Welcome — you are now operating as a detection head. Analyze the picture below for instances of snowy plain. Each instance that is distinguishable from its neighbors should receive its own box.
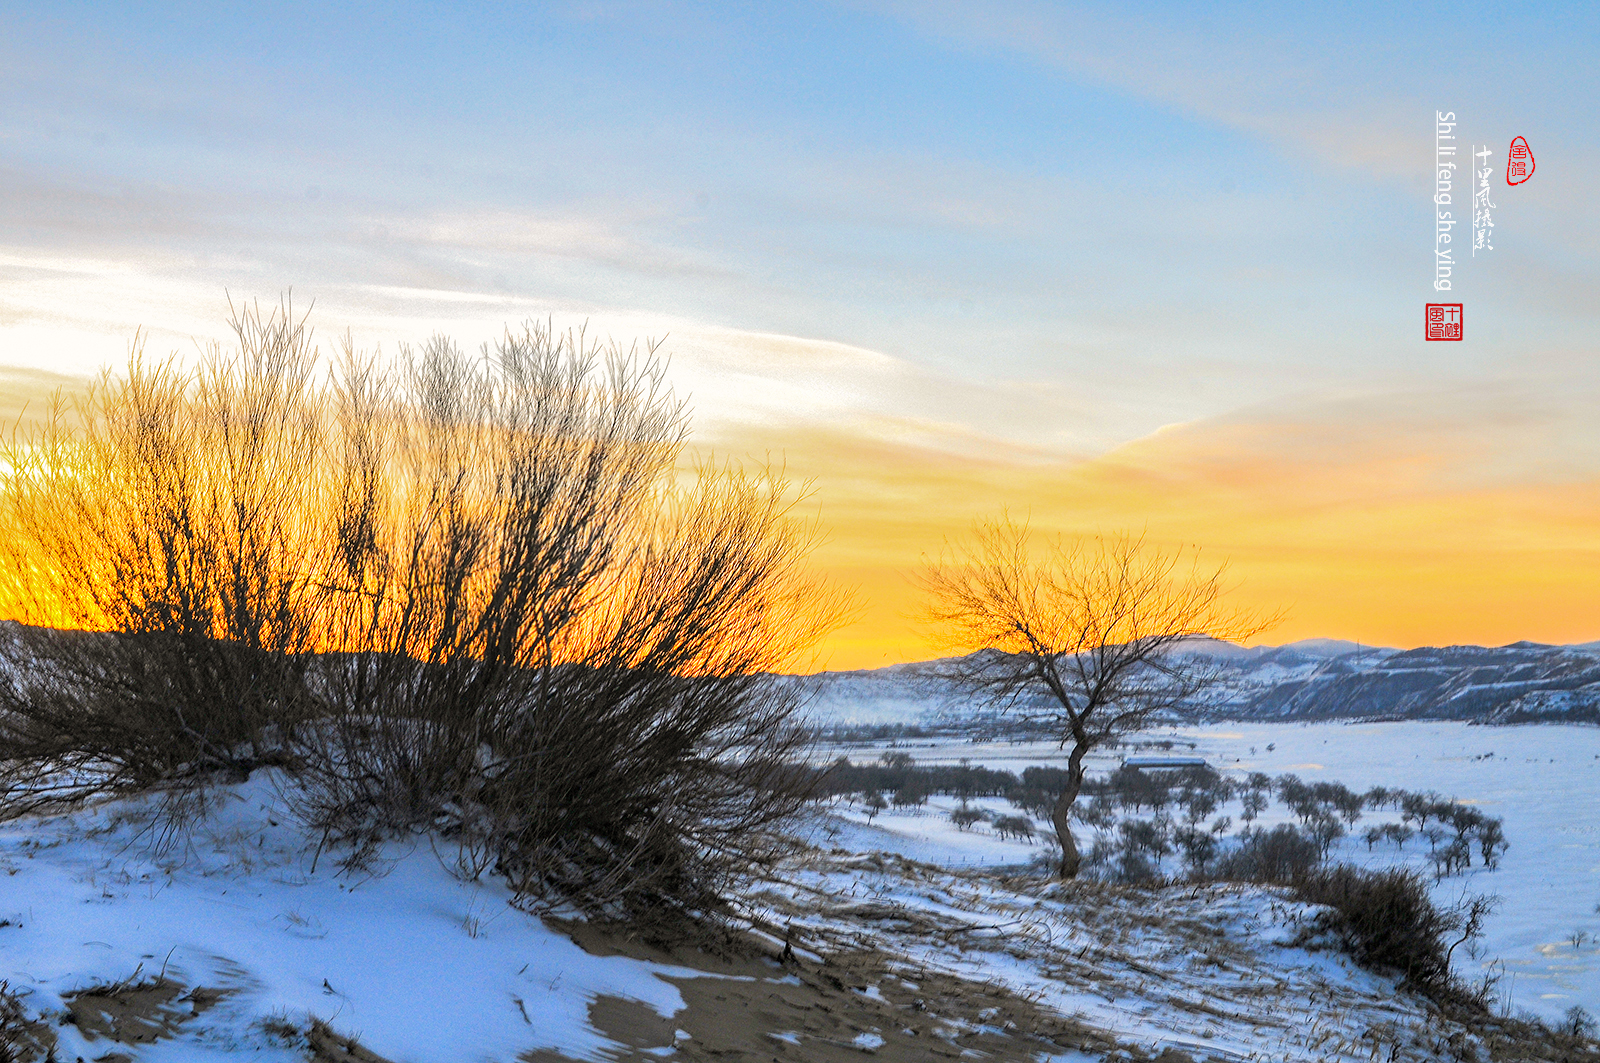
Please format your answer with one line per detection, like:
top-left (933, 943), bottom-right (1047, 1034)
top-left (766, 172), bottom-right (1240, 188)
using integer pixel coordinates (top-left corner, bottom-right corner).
top-left (815, 720), bottom-right (1600, 1021)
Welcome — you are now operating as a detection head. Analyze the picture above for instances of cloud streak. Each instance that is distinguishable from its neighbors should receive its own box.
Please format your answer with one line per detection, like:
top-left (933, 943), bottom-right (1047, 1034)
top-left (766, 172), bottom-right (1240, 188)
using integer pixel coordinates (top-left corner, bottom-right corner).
top-left (870, 0), bottom-right (1600, 181)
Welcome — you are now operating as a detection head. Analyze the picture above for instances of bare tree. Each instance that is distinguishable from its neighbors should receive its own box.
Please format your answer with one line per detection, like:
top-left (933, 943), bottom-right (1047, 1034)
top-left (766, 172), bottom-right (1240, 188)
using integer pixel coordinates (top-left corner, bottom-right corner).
top-left (920, 519), bottom-right (1274, 879)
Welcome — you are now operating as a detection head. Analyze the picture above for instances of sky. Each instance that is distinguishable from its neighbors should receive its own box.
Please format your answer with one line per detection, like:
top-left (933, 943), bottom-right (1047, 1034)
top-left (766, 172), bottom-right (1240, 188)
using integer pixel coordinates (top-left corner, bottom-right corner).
top-left (3, 1), bottom-right (1598, 668)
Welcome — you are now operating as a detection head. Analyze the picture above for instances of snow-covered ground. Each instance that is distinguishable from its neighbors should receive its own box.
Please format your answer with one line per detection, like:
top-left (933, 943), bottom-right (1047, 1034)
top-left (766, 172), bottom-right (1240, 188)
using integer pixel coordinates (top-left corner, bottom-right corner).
top-left (0, 773), bottom-right (1536, 1063)
top-left (749, 849), bottom-right (1476, 1063)
top-left (2, 720), bottom-right (1595, 1060)
top-left (0, 777), bottom-right (755, 1063)
top-left (817, 720), bottom-right (1600, 1022)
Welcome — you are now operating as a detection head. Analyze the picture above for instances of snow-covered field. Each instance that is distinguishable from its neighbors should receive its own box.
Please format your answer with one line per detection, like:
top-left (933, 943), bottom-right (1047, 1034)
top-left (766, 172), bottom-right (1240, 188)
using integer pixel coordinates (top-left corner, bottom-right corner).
top-left (1, 720), bottom-right (1595, 1061)
top-left (0, 775), bottom-right (1530, 1063)
top-left (815, 720), bottom-right (1600, 1022)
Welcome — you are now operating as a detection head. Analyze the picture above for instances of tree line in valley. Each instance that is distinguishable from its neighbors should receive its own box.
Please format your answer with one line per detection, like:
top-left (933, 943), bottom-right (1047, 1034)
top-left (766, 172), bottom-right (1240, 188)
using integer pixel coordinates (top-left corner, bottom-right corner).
top-left (817, 754), bottom-right (1507, 884)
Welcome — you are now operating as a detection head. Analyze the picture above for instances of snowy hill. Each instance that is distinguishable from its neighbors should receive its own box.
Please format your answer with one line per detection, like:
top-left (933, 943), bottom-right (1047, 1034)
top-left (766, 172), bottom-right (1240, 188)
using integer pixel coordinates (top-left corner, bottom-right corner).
top-left (1210, 641), bottom-right (1600, 723)
top-left (786, 662), bottom-right (953, 727)
top-left (797, 639), bottom-right (1600, 728)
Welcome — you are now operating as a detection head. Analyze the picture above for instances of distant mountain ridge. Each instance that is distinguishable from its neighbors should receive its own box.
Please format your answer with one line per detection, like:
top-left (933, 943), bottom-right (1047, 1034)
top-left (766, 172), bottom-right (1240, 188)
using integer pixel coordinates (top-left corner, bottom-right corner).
top-left (1214, 640), bottom-right (1600, 725)
top-left (796, 638), bottom-right (1600, 727)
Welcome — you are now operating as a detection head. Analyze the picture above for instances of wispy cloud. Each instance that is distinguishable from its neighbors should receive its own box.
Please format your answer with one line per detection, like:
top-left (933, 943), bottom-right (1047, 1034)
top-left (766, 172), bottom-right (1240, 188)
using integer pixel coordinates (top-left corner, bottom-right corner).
top-left (867, 0), bottom-right (1598, 181)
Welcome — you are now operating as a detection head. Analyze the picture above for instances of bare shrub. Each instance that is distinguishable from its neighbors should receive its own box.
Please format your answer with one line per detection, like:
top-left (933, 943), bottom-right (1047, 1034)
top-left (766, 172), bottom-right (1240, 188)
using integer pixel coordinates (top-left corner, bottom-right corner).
top-left (1303, 807), bottom-right (1346, 858)
top-left (1479, 819), bottom-right (1507, 868)
top-left (949, 807), bottom-right (984, 831)
top-left (1214, 826), bottom-right (1504, 1012)
top-left (1174, 824), bottom-right (1219, 876)
top-left (1213, 824), bottom-right (1321, 884)
top-left (1114, 847), bottom-right (1158, 884)
top-left (1432, 836), bottom-right (1473, 879)
top-left (0, 304), bottom-right (842, 914)
top-left (1239, 788), bottom-right (1268, 824)
top-left (992, 814), bottom-right (1034, 841)
top-left (1084, 836), bottom-right (1116, 874)
top-left (1112, 816), bottom-right (1172, 879)
top-left (817, 759), bottom-right (1015, 800)
top-left (1074, 793), bottom-right (1118, 832)
top-left (1295, 865), bottom-right (1496, 1006)
top-left (1364, 822), bottom-right (1415, 850)
top-left (1180, 788), bottom-right (1217, 826)
top-left (288, 326), bottom-right (844, 912)
top-left (1563, 1007), bottom-right (1599, 1042)
top-left (0, 301), bottom-right (329, 813)
top-left (1006, 786), bottom-right (1054, 819)
top-left (891, 778), bottom-right (928, 808)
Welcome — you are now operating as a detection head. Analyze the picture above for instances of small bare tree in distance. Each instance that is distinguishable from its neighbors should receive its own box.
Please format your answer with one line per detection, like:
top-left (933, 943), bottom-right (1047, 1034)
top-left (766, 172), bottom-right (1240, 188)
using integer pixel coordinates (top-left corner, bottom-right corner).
top-left (919, 518), bottom-right (1275, 880)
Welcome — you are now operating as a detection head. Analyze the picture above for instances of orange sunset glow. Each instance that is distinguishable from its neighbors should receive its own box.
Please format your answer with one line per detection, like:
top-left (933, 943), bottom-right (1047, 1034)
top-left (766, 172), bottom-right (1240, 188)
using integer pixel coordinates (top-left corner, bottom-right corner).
top-left (8, 352), bottom-right (1600, 674)
top-left (715, 393), bottom-right (1600, 670)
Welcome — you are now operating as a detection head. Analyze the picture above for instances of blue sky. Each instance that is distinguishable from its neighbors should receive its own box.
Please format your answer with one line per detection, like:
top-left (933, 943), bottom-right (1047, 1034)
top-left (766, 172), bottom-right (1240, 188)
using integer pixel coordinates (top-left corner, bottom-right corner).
top-left (4, 1), bottom-right (1599, 661)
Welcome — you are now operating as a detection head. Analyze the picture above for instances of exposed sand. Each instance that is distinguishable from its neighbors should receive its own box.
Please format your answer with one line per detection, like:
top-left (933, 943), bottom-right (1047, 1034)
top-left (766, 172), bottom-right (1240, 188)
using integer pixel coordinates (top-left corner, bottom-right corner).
top-left (522, 915), bottom-right (1115, 1062)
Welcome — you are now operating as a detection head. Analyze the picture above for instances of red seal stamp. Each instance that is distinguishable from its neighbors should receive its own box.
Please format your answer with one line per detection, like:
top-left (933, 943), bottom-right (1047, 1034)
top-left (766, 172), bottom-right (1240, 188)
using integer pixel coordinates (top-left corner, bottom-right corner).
top-left (1425, 303), bottom-right (1463, 341)
top-left (1507, 137), bottom-right (1534, 185)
